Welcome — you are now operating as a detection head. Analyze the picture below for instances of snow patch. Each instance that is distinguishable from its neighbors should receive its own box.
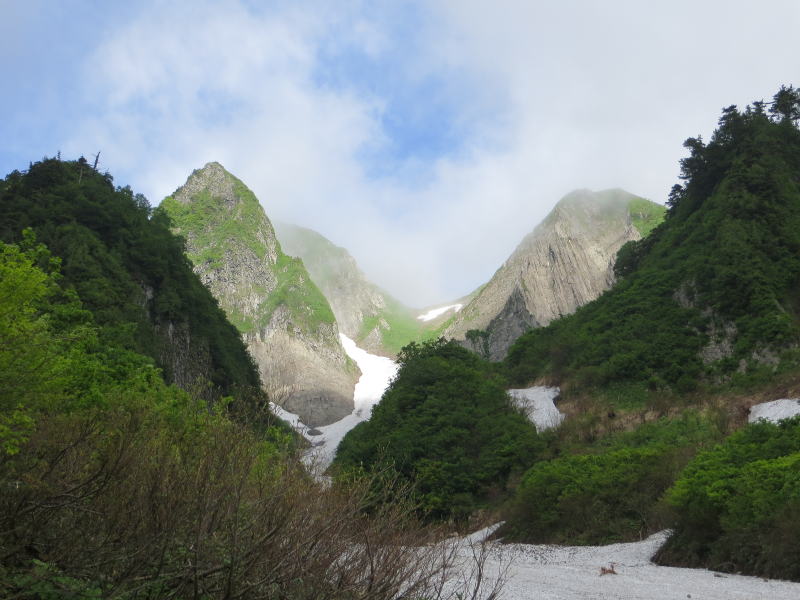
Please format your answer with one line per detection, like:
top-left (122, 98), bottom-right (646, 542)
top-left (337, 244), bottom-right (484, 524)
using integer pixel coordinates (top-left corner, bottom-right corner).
top-left (269, 402), bottom-right (307, 432)
top-left (417, 303), bottom-right (463, 321)
top-left (302, 334), bottom-right (398, 471)
top-left (454, 527), bottom-right (800, 600)
top-left (748, 398), bottom-right (800, 424)
top-left (508, 386), bottom-right (564, 431)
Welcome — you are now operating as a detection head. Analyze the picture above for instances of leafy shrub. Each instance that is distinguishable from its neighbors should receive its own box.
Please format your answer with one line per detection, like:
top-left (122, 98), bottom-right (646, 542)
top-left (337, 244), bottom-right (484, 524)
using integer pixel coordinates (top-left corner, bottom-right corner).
top-left (656, 416), bottom-right (800, 581)
top-left (334, 339), bottom-right (544, 520)
top-left (501, 413), bottom-right (726, 544)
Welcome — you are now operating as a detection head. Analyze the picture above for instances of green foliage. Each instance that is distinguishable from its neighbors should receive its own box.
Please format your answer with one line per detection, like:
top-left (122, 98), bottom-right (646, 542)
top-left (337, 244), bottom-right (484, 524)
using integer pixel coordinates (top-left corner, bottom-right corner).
top-left (656, 416), bottom-right (800, 580)
top-left (358, 296), bottom-right (435, 355)
top-left (502, 413), bottom-right (725, 544)
top-left (507, 89), bottom-right (800, 396)
top-left (260, 253), bottom-right (335, 332)
top-left (627, 196), bottom-right (666, 237)
top-left (160, 170), bottom-right (335, 337)
top-left (7, 560), bottom-right (102, 599)
top-left (334, 339), bottom-right (544, 520)
top-left (0, 159), bottom-right (262, 398)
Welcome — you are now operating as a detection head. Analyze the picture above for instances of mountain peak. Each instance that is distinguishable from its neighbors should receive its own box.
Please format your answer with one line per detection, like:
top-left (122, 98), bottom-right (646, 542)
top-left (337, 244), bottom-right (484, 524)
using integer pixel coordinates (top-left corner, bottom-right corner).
top-left (445, 189), bottom-right (664, 359)
top-left (171, 161), bottom-right (245, 208)
top-left (161, 167), bottom-right (359, 426)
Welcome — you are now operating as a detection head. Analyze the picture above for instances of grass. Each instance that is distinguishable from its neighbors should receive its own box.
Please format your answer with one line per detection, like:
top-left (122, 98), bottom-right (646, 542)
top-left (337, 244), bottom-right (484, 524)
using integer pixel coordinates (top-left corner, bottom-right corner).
top-left (627, 197), bottom-right (667, 237)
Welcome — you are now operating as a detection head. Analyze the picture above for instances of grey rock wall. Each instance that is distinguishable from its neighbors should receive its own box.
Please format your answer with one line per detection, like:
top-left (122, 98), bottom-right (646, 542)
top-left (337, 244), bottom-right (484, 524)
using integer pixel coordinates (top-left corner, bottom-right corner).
top-left (165, 163), bottom-right (358, 426)
top-left (446, 189), bottom-right (644, 359)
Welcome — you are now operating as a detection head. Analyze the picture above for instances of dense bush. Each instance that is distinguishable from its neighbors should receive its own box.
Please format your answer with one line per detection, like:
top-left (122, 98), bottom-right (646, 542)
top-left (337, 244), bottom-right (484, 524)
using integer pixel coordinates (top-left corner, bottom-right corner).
top-left (334, 339), bottom-right (544, 520)
top-left (655, 415), bottom-right (800, 581)
top-left (0, 240), bottom-right (490, 600)
top-left (506, 88), bottom-right (800, 396)
top-left (500, 413), bottom-right (727, 544)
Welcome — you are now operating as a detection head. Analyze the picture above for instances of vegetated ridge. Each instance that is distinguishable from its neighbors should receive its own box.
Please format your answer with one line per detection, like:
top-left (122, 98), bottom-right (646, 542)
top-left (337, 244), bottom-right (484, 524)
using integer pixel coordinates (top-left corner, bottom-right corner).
top-left (160, 162), bottom-right (358, 426)
top-left (274, 221), bottom-right (428, 356)
top-left (0, 158), bottom-right (262, 402)
top-left (506, 92), bottom-right (800, 398)
top-left (444, 189), bottom-right (665, 360)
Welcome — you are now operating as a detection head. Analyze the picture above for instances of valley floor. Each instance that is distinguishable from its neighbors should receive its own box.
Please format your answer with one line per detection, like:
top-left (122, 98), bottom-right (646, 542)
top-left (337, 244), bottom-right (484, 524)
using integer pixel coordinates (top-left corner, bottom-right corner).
top-left (272, 339), bottom-right (800, 599)
top-left (458, 528), bottom-right (800, 600)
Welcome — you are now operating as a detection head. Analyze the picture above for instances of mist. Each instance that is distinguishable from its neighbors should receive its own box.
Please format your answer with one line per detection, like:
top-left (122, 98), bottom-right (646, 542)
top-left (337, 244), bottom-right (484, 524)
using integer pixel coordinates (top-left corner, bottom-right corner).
top-left (2, 0), bottom-right (798, 306)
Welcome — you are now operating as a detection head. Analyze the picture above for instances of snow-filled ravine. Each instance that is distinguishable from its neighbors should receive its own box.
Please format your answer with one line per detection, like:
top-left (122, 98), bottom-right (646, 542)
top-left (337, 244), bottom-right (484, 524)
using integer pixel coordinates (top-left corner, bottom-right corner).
top-left (453, 527), bottom-right (800, 600)
top-left (270, 334), bottom-right (399, 471)
top-left (417, 303), bottom-right (463, 322)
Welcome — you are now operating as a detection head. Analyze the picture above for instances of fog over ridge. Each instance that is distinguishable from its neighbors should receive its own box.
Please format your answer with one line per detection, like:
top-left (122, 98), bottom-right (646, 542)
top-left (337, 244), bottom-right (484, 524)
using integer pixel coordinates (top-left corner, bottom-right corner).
top-left (2, 0), bottom-right (798, 306)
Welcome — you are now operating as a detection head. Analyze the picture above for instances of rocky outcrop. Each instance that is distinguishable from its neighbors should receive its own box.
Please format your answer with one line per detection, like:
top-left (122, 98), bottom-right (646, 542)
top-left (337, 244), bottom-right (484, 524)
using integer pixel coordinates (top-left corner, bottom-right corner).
top-left (446, 189), bottom-right (658, 360)
top-left (162, 162), bottom-right (358, 426)
top-left (154, 318), bottom-right (214, 399)
top-left (275, 223), bottom-right (386, 338)
top-left (274, 222), bottom-right (419, 356)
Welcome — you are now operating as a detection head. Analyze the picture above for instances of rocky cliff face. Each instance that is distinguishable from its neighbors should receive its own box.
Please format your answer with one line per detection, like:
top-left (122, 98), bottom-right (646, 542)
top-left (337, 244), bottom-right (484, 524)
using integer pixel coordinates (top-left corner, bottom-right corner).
top-left (447, 189), bottom-right (663, 360)
top-left (274, 222), bottom-right (422, 356)
top-left (161, 163), bottom-right (358, 426)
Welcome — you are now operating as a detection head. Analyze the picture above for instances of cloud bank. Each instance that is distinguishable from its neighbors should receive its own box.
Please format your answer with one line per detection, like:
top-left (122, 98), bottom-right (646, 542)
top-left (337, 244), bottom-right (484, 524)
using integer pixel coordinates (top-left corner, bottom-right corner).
top-left (5, 0), bottom-right (800, 305)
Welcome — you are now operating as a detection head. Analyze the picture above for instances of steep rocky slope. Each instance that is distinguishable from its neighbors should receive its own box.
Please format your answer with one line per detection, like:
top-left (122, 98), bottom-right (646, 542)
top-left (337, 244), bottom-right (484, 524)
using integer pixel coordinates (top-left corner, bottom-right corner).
top-left (444, 189), bottom-right (665, 360)
top-left (161, 163), bottom-right (358, 426)
top-left (274, 222), bottom-right (427, 356)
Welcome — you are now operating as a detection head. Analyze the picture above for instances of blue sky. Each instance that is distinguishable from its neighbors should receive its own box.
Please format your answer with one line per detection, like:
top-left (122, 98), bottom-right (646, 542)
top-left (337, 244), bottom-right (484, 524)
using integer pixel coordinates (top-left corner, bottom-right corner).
top-left (3, 1), bottom-right (799, 305)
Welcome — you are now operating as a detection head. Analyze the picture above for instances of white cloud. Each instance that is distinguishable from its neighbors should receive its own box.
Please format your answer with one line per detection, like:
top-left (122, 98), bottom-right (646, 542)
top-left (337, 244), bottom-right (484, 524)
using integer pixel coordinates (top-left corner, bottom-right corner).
top-left (64, 0), bottom-right (800, 306)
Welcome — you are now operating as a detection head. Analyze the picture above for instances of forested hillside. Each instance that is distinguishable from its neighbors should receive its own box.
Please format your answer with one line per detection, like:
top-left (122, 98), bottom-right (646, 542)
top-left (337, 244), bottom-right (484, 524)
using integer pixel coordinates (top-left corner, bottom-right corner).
top-left (507, 87), bottom-right (800, 398)
top-left (0, 158), bottom-right (261, 400)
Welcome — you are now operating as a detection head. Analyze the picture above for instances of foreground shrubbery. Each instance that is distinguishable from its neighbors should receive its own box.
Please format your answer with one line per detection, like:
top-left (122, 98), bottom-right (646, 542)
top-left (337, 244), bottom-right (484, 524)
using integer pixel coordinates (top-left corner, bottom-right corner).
top-left (334, 339), bottom-right (543, 521)
top-left (0, 230), bottom-right (492, 598)
top-left (655, 416), bottom-right (800, 581)
top-left (500, 413), bottom-right (726, 544)
top-left (1, 389), bottom-right (472, 599)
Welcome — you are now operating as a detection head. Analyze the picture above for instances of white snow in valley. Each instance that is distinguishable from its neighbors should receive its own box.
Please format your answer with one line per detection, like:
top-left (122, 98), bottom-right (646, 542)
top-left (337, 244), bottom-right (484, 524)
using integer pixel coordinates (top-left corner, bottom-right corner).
top-left (508, 386), bottom-right (564, 431)
top-left (269, 402), bottom-right (307, 431)
top-left (302, 334), bottom-right (398, 471)
top-left (271, 346), bottom-right (800, 597)
top-left (452, 528), bottom-right (800, 600)
top-left (748, 398), bottom-right (800, 424)
top-left (417, 303), bottom-right (463, 321)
